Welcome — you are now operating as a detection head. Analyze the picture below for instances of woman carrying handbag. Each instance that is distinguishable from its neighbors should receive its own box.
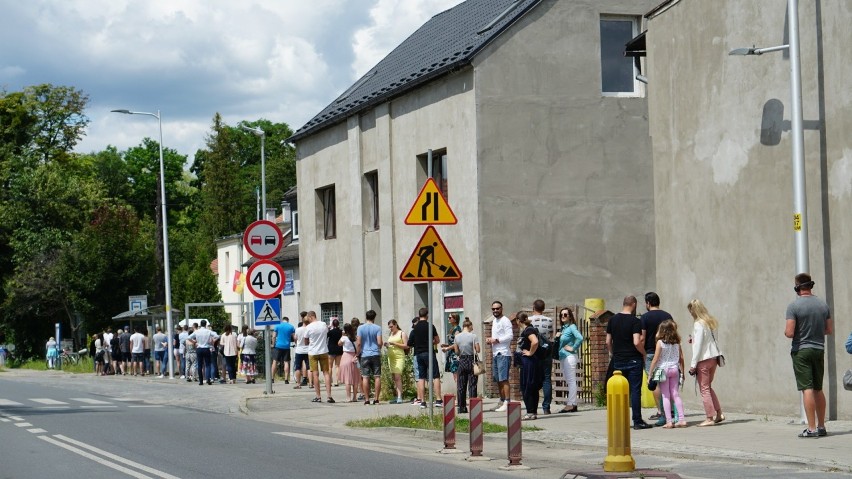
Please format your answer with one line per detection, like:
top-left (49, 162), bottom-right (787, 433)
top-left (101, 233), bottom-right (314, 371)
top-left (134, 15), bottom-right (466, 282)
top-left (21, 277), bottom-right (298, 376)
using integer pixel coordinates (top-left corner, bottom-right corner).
top-left (451, 318), bottom-right (480, 413)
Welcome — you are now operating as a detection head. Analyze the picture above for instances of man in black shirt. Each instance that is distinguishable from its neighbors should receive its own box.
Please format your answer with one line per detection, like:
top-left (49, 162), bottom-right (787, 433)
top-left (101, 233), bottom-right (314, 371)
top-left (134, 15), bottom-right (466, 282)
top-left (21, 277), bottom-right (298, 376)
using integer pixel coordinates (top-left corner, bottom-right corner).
top-left (606, 295), bottom-right (652, 430)
top-left (640, 292), bottom-right (673, 424)
top-left (407, 308), bottom-right (443, 408)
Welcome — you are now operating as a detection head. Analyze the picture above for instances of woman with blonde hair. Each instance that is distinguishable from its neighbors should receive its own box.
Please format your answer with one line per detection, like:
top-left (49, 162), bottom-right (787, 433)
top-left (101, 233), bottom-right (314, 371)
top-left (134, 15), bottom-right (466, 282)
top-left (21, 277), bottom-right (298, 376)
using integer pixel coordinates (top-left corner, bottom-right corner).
top-left (385, 319), bottom-right (409, 404)
top-left (687, 299), bottom-right (724, 427)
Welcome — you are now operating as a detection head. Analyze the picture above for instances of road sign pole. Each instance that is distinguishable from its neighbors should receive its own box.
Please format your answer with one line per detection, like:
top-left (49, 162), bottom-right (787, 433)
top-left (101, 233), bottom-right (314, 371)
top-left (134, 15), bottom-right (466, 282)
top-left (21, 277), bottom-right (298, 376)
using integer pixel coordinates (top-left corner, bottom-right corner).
top-left (264, 324), bottom-right (273, 395)
top-left (428, 281), bottom-right (434, 417)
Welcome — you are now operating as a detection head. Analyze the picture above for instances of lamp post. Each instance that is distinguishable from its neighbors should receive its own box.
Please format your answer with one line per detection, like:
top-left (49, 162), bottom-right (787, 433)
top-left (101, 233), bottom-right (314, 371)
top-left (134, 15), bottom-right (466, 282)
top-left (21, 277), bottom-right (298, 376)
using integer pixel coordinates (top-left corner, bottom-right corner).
top-left (729, 0), bottom-right (808, 274)
top-left (111, 109), bottom-right (175, 379)
top-left (240, 124), bottom-right (273, 395)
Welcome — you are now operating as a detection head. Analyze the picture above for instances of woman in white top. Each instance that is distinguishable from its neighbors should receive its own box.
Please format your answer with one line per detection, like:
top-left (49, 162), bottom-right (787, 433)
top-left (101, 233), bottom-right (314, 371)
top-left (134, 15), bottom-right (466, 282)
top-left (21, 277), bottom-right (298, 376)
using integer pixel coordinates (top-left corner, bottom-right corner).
top-left (687, 299), bottom-right (724, 427)
top-left (46, 337), bottom-right (58, 369)
top-left (221, 325), bottom-right (239, 384)
top-left (338, 323), bottom-right (361, 401)
top-left (94, 333), bottom-right (106, 375)
top-left (239, 329), bottom-right (258, 384)
top-left (648, 320), bottom-right (686, 428)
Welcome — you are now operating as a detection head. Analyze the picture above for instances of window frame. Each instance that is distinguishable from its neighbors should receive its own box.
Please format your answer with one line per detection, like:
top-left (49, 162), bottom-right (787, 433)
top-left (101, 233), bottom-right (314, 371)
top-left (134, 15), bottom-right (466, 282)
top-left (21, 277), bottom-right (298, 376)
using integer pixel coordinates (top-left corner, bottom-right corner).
top-left (599, 15), bottom-right (641, 97)
top-left (317, 185), bottom-right (336, 240)
top-left (364, 170), bottom-right (380, 232)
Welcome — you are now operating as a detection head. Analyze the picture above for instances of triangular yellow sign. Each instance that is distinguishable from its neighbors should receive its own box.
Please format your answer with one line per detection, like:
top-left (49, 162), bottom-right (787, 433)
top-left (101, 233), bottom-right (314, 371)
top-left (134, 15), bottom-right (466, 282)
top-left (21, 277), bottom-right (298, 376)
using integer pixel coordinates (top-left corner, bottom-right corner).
top-left (404, 178), bottom-right (458, 225)
top-left (399, 226), bottom-right (462, 282)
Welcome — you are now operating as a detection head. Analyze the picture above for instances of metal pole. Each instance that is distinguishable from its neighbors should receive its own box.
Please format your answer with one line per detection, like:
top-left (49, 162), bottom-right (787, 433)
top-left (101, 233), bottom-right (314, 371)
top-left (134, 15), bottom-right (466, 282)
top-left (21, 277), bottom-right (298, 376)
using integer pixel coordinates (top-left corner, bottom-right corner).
top-left (156, 111), bottom-right (176, 379)
top-left (428, 282), bottom-right (434, 416)
top-left (788, 0), bottom-right (808, 274)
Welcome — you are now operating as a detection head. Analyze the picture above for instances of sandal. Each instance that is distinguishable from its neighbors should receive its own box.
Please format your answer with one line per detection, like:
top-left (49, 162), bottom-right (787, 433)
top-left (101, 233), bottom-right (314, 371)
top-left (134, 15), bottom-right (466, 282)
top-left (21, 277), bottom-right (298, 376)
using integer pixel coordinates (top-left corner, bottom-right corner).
top-left (293, 385), bottom-right (302, 389)
top-left (649, 412), bottom-right (662, 420)
top-left (697, 419), bottom-right (715, 427)
top-left (522, 414), bottom-right (537, 421)
top-left (662, 423), bottom-right (674, 429)
top-left (675, 422), bottom-right (688, 428)
top-left (311, 397), bottom-right (322, 403)
top-left (327, 398), bottom-right (336, 403)
top-left (714, 414), bottom-right (725, 424)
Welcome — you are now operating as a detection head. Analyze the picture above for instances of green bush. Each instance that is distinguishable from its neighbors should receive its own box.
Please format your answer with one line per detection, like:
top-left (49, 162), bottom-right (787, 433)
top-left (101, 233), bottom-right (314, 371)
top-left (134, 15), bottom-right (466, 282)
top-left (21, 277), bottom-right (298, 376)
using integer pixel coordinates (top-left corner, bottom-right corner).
top-left (380, 352), bottom-right (417, 401)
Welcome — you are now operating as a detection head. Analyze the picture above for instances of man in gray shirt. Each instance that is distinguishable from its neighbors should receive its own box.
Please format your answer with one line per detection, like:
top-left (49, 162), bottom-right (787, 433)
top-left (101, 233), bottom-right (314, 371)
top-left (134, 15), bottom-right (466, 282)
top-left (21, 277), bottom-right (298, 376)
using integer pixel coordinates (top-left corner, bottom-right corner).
top-left (785, 273), bottom-right (833, 438)
top-left (153, 327), bottom-right (168, 378)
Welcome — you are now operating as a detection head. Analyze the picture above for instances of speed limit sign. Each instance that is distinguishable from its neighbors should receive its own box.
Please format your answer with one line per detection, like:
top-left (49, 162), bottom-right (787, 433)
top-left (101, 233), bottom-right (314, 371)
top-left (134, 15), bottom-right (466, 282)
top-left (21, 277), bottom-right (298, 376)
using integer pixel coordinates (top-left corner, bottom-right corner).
top-left (245, 260), bottom-right (285, 299)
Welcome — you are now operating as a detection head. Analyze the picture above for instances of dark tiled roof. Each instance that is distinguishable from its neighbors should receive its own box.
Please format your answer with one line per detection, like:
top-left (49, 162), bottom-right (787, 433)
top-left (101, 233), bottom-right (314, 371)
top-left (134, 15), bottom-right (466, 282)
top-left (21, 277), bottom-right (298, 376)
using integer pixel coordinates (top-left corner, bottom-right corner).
top-left (289, 0), bottom-right (542, 142)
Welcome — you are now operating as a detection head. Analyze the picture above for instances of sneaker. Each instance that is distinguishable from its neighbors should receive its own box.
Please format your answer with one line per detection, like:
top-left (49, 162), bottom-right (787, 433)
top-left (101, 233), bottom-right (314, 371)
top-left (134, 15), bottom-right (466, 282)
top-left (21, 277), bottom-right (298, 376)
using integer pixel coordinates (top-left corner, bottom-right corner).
top-left (817, 427), bottom-right (827, 437)
top-left (654, 416), bottom-right (667, 427)
top-left (798, 428), bottom-right (819, 438)
top-left (541, 409), bottom-right (551, 415)
top-left (633, 422), bottom-right (653, 430)
top-left (495, 401), bottom-right (508, 412)
top-left (411, 398), bottom-right (422, 405)
top-left (179, 375), bottom-right (186, 379)
top-left (156, 375), bottom-right (164, 379)
top-left (435, 400), bottom-right (443, 407)
top-left (420, 402), bottom-right (427, 409)
top-left (285, 379), bottom-right (290, 384)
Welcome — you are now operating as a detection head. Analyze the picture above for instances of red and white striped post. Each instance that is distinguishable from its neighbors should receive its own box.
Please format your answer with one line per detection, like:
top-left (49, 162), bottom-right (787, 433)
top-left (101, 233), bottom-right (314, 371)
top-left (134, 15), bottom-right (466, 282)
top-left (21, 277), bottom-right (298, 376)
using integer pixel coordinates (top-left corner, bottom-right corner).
top-left (506, 401), bottom-right (523, 466)
top-left (443, 394), bottom-right (456, 450)
top-left (468, 397), bottom-right (484, 458)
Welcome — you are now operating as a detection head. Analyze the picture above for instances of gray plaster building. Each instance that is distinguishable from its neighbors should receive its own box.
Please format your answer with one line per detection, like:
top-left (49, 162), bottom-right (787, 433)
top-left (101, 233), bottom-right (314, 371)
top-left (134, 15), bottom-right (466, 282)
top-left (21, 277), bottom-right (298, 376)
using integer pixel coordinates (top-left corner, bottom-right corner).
top-left (290, 0), bottom-right (658, 335)
top-left (643, 0), bottom-right (851, 418)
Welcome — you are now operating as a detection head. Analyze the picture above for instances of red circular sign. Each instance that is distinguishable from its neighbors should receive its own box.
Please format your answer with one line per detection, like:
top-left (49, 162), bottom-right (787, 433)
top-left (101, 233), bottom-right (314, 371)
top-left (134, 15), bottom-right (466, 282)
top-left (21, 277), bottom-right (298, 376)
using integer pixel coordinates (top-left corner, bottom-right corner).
top-left (243, 220), bottom-right (283, 259)
top-left (245, 260), bottom-right (285, 299)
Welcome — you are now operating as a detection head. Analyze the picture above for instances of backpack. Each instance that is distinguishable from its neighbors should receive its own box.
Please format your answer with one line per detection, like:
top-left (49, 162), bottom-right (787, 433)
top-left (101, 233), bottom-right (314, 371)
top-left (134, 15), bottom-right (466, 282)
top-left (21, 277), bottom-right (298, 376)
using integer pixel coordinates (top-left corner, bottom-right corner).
top-left (534, 330), bottom-right (551, 360)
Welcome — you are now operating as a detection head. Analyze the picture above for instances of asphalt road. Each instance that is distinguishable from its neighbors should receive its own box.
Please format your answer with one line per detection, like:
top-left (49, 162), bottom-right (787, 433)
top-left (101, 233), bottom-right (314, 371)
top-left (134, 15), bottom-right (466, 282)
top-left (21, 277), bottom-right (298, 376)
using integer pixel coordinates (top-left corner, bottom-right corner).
top-left (0, 376), bottom-right (520, 479)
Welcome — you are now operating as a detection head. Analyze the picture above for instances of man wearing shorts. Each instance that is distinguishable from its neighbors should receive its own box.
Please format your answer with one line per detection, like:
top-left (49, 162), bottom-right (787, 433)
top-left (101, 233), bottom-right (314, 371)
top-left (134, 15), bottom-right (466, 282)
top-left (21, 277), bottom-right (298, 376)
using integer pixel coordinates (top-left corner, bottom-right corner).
top-left (785, 273), bottom-right (833, 438)
top-left (293, 315), bottom-right (310, 388)
top-left (129, 327), bottom-right (145, 376)
top-left (356, 310), bottom-right (383, 404)
top-left (407, 308), bottom-right (443, 409)
top-left (486, 301), bottom-right (513, 412)
top-left (305, 311), bottom-right (334, 403)
top-left (119, 326), bottom-right (131, 375)
top-left (153, 326), bottom-right (167, 378)
top-left (271, 317), bottom-right (295, 383)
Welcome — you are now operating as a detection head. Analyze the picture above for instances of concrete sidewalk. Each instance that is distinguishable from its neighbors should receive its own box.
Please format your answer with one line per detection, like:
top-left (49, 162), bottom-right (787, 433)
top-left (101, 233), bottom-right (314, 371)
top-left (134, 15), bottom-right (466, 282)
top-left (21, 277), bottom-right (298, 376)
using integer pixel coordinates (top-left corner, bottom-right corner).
top-left (241, 382), bottom-right (852, 476)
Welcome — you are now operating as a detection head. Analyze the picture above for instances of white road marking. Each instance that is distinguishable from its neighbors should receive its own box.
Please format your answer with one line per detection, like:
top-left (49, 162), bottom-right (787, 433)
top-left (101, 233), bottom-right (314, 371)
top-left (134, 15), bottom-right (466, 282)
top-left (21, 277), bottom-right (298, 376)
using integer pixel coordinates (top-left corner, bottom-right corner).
top-left (14, 422), bottom-right (32, 427)
top-left (28, 428), bottom-right (47, 433)
top-left (110, 398), bottom-right (142, 402)
top-left (127, 405), bottom-right (163, 408)
top-left (54, 434), bottom-right (183, 479)
top-left (271, 431), bottom-right (427, 457)
top-left (70, 397), bottom-right (113, 405)
top-left (80, 405), bottom-right (118, 408)
top-left (30, 398), bottom-right (68, 405)
top-left (0, 418), bottom-right (9, 422)
top-left (7, 415), bottom-right (23, 421)
top-left (0, 399), bottom-right (24, 406)
top-left (36, 406), bottom-right (70, 409)
top-left (39, 435), bottom-right (154, 479)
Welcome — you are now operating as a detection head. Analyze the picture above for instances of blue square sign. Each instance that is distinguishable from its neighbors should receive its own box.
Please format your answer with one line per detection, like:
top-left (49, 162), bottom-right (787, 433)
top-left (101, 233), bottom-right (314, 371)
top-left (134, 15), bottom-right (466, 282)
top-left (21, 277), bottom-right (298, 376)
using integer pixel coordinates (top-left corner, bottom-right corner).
top-left (254, 298), bottom-right (281, 326)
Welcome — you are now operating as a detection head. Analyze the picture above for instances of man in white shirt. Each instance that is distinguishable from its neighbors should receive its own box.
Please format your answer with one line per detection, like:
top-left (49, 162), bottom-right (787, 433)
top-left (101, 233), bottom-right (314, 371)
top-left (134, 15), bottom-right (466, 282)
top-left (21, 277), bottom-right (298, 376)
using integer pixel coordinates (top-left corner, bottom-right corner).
top-left (485, 301), bottom-right (514, 412)
top-left (129, 327), bottom-right (145, 376)
top-left (304, 311), bottom-right (334, 403)
top-left (529, 299), bottom-right (554, 414)
top-left (178, 326), bottom-right (189, 378)
top-left (293, 313), bottom-right (310, 387)
top-left (102, 327), bottom-right (114, 374)
top-left (187, 320), bottom-right (219, 385)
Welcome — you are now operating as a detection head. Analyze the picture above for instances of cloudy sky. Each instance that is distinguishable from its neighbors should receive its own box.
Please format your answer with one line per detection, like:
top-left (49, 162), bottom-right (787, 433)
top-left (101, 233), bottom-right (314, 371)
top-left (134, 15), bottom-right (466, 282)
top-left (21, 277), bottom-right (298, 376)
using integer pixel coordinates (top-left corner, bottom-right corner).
top-left (0, 0), bottom-right (462, 158)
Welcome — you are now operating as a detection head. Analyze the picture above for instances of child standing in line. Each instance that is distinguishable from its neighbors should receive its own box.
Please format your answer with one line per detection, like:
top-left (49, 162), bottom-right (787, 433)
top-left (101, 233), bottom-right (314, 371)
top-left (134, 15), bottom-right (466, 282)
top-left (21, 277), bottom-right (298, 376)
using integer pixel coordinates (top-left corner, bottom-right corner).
top-left (648, 319), bottom-right (687, 428)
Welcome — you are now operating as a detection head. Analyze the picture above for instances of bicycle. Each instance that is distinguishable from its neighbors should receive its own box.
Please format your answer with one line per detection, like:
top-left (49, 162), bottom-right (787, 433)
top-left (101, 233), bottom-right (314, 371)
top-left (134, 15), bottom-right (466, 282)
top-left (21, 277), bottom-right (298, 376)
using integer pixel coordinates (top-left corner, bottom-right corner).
top-left (59, 348), bottom-right (81, 365)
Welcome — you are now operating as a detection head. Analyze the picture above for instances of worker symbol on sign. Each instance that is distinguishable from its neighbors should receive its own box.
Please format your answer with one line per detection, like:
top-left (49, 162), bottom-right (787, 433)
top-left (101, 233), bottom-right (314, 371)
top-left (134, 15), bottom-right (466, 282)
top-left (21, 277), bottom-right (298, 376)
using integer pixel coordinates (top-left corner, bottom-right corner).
top-left (400, 226), bottom-right (462, 282)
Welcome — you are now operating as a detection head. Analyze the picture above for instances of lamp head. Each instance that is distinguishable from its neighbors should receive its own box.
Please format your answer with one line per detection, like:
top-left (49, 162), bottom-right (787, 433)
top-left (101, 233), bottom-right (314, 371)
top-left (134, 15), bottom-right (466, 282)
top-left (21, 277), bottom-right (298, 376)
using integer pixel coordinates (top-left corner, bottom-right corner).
top-left (729, 47), bottom-right (757, 56)
top-left (111, 109), bottom-right (132, 114)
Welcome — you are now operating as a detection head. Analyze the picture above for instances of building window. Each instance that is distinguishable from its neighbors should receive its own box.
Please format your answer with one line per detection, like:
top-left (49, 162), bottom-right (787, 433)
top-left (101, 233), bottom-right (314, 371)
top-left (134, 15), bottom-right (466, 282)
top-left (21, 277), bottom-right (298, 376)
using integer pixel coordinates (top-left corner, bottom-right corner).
top-left (364, 170), bottom-right (379, 231)
top-left (224, 252), bottom-right (230, 283)
top-left (417, 149), bottom-right (448, 200)
top-left (600, 16), bottom-right (639, 96)
top-left (291, 211), bottom-right (299, 241)
top-left (317, 186), bottom-right (336, 239)
top-left (320, 302), bottom-right (342, 325)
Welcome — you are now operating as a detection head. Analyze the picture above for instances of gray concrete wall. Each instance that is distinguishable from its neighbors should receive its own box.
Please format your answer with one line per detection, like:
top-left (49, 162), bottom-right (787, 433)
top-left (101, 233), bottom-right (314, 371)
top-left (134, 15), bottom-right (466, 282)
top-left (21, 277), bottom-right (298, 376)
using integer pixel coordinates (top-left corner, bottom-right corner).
top-left (472, 0), bottom-right (659, 316)
top-left (646, 0), bottom-right (852, 418)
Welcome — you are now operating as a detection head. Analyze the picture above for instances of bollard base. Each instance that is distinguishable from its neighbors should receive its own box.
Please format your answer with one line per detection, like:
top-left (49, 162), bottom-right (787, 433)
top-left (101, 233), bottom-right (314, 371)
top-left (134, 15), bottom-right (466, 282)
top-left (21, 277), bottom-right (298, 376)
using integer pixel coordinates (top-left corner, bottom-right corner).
top-left (603, 455), bottom-right (636, 473)
top-left (499, 464), bottom-right (531, 471)
top-left (466, 455), bottom-right (492, 462)
top-left (438, 448), bottom-right (465, 454)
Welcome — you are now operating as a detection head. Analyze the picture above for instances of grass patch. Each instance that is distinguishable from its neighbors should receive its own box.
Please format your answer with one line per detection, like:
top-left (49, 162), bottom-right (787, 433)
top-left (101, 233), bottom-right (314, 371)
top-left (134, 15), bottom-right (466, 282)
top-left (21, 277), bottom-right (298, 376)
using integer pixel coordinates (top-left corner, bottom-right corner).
top-left (18, 357), bottom-right (95, 374)
top-left (346, 414), bottom-right (540, 433)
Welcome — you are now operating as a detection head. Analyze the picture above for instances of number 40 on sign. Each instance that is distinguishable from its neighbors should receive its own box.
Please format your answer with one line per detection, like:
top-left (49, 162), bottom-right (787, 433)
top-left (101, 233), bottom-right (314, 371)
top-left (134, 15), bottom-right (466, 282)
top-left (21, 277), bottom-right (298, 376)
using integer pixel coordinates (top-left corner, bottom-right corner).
top-left (246, 259), bottom-right (285, 299)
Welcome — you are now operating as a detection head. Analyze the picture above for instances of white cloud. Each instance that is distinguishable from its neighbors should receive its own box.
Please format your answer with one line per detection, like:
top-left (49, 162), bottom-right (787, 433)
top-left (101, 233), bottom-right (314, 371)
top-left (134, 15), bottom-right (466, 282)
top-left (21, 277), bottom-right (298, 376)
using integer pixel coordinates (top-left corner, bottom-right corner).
top-left (0, 0), bottom-right (462, 158)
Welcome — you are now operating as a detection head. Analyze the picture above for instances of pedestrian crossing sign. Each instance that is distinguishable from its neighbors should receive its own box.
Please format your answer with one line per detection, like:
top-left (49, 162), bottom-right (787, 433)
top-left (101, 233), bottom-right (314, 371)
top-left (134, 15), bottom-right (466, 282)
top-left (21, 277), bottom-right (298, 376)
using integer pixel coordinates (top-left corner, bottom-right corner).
top-left (254, 298), bottom-right (281, 326)
top-left (399, 226), bottom-right (462, 282)
top-left (404, 178), bottom-right (458, 225)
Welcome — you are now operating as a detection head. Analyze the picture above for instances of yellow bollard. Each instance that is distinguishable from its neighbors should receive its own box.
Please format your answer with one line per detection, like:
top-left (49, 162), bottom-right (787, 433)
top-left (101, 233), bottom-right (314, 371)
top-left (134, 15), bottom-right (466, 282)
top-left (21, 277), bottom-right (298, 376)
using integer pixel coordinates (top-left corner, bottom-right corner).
top-left (603, 370), bottom-right (635, 472)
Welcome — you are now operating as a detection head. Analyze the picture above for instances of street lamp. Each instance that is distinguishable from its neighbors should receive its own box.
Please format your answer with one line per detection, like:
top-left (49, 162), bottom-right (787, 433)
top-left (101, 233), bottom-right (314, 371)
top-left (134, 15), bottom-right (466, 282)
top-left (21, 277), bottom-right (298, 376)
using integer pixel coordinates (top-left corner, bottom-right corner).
top-left (111, 109), bottom-right (175, 379)
top-left (729, 0), bottom-right (808, 274)
top-left (240, 124), bottom-right (274, 395)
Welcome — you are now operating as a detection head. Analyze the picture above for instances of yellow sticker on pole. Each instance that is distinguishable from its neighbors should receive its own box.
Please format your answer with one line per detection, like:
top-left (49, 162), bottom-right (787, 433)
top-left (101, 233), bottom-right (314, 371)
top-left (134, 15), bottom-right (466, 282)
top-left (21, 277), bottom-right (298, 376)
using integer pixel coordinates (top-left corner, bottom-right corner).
top-left (793, 213), bottom-right (802, 232)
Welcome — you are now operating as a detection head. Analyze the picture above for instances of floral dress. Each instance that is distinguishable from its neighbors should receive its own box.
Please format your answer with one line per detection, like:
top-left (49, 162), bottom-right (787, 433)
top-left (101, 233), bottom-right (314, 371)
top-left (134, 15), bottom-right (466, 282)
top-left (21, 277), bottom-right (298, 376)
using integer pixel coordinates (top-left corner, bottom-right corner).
top-left (444, 324), bottom-right (461, 373)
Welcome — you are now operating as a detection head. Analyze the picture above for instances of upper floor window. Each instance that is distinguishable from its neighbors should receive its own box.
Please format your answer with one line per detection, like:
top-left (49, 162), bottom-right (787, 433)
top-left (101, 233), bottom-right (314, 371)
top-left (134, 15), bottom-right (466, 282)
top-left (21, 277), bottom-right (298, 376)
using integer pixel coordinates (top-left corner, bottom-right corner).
top-left (291, 211), bottom-right (299, 241)
top-left (417, 149), bottom-right (448, 200)
top-left (316, 185), bottom-right (336, 239)
top-left (600, 16), bottom-right (640, 96)
top-left (364, 170), bottom-right (379, 231)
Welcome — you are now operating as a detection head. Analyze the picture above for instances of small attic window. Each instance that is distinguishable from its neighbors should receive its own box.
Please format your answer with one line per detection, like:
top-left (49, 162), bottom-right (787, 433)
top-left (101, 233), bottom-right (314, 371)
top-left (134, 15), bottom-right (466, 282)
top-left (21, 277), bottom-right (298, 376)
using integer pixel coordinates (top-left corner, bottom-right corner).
top-left (335, 70), bottom-right (377, 104)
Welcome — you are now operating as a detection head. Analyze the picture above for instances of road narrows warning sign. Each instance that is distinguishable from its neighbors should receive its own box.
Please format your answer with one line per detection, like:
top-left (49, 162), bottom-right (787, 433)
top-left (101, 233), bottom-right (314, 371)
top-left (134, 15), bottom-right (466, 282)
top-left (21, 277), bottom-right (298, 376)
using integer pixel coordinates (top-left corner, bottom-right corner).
top-left (404, 178), bottom-right (458, 225)
top-left (399, 226), bottom-right (462, 282)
